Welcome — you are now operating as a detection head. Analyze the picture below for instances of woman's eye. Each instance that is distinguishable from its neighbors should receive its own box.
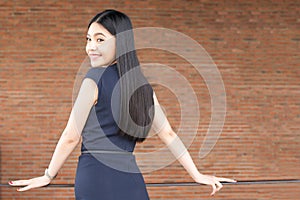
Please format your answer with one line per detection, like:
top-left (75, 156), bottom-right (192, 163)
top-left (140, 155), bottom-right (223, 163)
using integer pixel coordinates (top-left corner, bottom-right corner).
top-left (85, 37), bottom-right (104, 42)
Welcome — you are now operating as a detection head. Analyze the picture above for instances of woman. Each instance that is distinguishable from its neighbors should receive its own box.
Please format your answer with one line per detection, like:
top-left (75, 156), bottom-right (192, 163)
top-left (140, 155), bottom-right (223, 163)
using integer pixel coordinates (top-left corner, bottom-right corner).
top-left (9, 9), bottom-right (236, 199)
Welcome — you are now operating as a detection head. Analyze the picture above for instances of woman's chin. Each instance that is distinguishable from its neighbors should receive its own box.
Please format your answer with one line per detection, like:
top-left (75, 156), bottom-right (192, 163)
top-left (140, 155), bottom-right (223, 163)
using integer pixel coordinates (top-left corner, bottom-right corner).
top-left (90, 61), bottom-right (102, 68)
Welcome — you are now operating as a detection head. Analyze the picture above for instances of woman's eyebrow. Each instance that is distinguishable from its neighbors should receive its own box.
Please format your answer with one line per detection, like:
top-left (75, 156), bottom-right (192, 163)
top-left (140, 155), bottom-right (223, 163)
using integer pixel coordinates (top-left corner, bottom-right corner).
top-left (87, 33), bottom-right (106, 37)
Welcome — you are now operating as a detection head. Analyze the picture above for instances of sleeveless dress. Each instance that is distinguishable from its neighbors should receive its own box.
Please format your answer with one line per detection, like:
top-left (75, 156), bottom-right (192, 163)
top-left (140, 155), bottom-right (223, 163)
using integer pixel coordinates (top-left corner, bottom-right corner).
top-left (74, 63), bottom-right (150, 200)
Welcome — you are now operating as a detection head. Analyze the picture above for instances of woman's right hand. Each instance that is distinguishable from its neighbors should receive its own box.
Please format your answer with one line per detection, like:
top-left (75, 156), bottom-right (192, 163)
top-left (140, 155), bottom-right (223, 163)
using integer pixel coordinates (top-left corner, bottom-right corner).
top-left (8, 175), bottom-right (51, 192)
top-left (194, 174), bottom-right (236, 196)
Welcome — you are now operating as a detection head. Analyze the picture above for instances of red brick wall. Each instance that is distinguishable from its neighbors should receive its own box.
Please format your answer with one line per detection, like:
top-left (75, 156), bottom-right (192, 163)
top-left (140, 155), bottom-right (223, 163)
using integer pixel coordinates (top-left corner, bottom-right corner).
top-left (1, 0), bottom-right (299, 199)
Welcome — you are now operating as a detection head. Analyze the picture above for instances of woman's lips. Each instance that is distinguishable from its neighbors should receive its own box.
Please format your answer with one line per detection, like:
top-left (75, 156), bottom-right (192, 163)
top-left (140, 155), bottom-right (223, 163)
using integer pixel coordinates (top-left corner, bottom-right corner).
top-left (89, 54), bottom-right (101, 60)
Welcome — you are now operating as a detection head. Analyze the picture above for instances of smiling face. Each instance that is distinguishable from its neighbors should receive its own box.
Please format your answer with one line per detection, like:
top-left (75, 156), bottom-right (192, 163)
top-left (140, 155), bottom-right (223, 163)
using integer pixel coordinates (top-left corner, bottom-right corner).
top-left (86, 22), bottom-right (117, 67)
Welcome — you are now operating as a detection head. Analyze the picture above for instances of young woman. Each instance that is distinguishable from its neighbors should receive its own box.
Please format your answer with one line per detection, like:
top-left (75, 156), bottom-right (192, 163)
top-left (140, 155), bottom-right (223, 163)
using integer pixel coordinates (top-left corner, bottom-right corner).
top-left (9, 9), bottom-right (236, 199)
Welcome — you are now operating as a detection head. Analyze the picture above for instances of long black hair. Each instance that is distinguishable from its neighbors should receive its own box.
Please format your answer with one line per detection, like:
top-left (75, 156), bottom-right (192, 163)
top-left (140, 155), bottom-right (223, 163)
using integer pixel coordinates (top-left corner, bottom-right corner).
top-left (88, 9), bottom-right (154, 142)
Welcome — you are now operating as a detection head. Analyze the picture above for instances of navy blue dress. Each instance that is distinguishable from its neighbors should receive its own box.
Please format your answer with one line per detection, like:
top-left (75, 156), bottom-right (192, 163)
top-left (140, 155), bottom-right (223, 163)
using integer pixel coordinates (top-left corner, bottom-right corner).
top-left (74, 63), bottom-right (150, 200)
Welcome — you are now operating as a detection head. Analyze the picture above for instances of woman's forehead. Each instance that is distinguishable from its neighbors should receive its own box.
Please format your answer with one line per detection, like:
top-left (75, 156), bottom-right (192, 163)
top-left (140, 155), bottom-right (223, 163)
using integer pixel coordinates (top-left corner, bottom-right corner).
top-left (87, 22), bottom-right (113, 37)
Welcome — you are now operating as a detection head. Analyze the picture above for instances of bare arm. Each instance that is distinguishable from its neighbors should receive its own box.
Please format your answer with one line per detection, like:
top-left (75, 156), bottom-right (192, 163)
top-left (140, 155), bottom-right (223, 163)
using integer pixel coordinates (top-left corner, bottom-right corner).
top-left (46, 77), bottom-right (98, 178)
top-left (152, 92), bottom-right (236, 195)
top-left (9, 78), bottom-right (98, 191)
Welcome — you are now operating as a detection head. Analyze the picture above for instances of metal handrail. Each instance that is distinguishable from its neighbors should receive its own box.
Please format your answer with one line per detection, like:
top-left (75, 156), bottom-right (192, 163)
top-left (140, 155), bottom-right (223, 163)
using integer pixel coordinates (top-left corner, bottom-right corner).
top-left (1, 179), bottom-right (299, 187)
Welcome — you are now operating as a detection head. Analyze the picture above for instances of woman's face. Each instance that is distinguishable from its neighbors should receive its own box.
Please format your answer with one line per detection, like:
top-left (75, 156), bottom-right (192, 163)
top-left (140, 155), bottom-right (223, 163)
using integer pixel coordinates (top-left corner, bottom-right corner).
top-left (86, 22), bottom-right (116, 67)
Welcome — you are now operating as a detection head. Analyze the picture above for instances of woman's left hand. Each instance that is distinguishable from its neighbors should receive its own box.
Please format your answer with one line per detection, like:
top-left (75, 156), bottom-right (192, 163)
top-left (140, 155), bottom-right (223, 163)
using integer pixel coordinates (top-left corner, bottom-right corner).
top-left (8, 175), bottom-right (51, 192)
top-left (194, 174), bottom-right (236, 196)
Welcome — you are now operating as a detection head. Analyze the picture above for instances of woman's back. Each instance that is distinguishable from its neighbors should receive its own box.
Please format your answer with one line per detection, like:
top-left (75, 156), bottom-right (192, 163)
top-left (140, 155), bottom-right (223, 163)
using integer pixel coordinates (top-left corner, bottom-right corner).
top-left (81, 63), bottom-right (137, 153)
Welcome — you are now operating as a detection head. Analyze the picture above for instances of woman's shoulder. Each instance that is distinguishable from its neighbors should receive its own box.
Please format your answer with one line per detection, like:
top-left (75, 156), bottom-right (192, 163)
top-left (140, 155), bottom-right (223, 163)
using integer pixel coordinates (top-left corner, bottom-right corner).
top-left (84, 67), bottom-right (106, 84)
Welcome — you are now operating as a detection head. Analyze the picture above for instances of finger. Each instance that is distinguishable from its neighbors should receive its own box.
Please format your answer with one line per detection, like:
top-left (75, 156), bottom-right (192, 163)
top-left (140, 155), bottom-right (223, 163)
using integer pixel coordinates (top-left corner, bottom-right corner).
top-left (215, 177), bottom-right (237, 183)
top-left (17, 185), bottom-right (32, 192)
top-left (9, 180), bottom-right (31, 186)
top-left (215, 180), bottom-right (223, 192)
top-left (210, 183), bottom-right (217, 196)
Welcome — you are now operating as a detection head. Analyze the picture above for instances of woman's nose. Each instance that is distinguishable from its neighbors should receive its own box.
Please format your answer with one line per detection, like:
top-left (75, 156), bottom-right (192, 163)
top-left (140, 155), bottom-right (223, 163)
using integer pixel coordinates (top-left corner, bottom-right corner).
top-left (87, 41), bottom-right (97, 51)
